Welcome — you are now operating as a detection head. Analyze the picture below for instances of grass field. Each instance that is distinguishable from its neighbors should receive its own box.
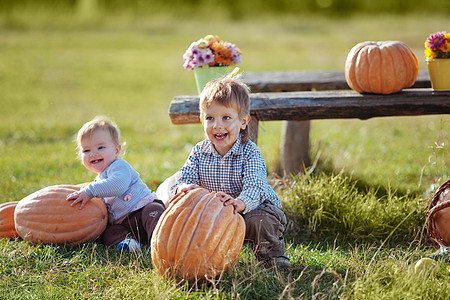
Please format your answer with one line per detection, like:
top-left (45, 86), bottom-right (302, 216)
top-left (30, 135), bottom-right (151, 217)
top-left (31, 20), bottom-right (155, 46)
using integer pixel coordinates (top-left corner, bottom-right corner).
top-left (1, 10), bottom-right (450, 299)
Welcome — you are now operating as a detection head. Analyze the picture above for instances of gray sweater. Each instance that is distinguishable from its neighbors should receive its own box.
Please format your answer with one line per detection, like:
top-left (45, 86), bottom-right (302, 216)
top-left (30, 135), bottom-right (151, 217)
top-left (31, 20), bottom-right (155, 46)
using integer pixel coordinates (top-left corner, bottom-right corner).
top-left (85, 159), bottom-right (155, 222)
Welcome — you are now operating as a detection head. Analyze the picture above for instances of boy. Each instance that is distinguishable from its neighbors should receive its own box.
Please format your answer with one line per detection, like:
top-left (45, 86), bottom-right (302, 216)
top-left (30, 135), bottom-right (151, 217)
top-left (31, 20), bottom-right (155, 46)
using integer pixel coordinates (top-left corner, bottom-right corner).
top-left (172, 70), bottom-right (290, 268)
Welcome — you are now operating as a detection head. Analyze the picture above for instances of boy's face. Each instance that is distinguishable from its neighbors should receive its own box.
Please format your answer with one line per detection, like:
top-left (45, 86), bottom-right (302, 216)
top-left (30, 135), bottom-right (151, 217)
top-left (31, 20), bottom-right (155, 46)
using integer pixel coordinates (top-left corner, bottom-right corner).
top-left (80, 128), bottom-right (121, 175)
top-left (201, 101), bottom-right (250, 156)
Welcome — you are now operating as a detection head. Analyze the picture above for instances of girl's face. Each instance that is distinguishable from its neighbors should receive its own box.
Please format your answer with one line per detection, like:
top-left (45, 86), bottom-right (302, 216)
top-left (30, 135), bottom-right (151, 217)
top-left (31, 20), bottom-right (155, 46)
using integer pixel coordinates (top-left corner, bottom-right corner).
top-left (79, 128), bottom-right (121, 175)
top-left (201, 101), bottom-right (250, 156)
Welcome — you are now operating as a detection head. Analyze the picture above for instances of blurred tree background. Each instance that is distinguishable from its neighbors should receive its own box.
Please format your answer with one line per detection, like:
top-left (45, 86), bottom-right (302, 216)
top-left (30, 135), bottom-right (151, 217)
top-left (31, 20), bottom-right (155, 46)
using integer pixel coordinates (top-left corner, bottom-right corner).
top-left (0, 0), bottom-right (448, 21)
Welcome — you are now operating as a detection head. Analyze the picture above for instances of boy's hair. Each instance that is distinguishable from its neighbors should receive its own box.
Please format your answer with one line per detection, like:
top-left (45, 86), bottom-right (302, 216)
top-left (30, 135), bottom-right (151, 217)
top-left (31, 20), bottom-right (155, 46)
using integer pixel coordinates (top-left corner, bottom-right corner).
top-left (76, 116), bottom-right (124, 156)
top-left (199, 68), bottom-right (251, 143)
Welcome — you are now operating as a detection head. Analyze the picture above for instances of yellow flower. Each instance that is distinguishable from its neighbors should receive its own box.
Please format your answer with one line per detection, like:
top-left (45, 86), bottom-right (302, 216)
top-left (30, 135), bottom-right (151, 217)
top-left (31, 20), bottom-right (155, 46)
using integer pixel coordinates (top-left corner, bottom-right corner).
top-left (443, 34), bottom-right (450, 53)
top-left (425, 48), bottom-right (437, 59)
top-left (203, 35), bottom-right (218, 44)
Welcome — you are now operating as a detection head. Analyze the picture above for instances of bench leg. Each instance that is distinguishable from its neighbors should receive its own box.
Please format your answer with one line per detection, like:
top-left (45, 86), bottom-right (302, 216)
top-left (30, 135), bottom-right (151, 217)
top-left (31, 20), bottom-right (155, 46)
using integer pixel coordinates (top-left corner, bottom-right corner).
top-left (248, 117), bottom-right (259, 144)
top-left (281, 120), bottom-right (310, 175)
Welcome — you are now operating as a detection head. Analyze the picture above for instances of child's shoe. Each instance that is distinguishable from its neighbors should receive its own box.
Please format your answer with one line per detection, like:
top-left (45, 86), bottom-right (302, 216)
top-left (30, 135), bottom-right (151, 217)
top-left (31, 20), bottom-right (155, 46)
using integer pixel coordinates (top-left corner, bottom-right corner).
top-left (117, 238), bottom-right (143, 253)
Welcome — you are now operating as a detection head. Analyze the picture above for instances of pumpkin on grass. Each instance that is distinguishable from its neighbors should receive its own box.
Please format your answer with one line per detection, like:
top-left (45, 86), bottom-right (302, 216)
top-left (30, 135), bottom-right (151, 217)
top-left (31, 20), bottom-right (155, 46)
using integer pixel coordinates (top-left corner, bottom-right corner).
top-left (151, 188), bottom-right (246, 281)
top-left (14, 184), bottom-right (107, 245)
top-left (0, 201), bottom-right (19, 239)
top-left (345, 40), bottom-right (419, 94)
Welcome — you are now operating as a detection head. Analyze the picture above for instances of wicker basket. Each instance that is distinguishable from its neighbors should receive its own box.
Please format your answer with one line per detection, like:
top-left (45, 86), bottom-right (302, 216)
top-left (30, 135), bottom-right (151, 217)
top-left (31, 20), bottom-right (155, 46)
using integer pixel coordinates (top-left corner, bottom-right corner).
top-left (427, 179), bottom-right (450, 249)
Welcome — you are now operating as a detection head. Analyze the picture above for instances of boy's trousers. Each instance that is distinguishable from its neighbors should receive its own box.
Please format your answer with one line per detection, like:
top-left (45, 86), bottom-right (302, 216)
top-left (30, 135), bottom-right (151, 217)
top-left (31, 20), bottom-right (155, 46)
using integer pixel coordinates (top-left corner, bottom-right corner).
top-left (243, 201), bottom-right (288, 262)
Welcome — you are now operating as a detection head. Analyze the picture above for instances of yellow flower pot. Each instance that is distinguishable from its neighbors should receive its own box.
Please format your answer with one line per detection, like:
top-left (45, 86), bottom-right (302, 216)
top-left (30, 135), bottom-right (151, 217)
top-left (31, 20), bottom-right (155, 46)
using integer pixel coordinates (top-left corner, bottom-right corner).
top-left (427, 59), bottom-right (450, 91)
top-left (194, 66), bottom-right (229, 94)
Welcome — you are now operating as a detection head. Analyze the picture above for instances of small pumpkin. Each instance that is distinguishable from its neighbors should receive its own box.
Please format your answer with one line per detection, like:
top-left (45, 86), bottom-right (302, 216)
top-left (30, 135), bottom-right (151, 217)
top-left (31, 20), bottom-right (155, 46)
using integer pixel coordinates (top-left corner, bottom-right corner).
top-left (0, 201), bottom-right (19, 239)
top-left (151, 188), bottom-right (246, 281)
top-left (345, 40), bottom-right (419, 94)
top-left (14, 184), bottom-right (107, 245)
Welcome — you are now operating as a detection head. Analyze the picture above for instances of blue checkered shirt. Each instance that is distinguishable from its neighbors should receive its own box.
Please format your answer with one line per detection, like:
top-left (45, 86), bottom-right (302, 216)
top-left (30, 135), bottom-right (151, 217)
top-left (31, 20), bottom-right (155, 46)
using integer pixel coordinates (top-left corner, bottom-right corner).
top-left (174, 135), bottom-right (281, 214)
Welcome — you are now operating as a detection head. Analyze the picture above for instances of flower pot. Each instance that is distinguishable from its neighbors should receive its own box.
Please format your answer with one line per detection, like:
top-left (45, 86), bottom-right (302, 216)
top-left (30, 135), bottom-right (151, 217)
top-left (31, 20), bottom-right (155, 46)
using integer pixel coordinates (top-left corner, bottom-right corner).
top-left (426, 59), bottom-right (450, 91)
top-left (194, 66), bottom-right (229, 94)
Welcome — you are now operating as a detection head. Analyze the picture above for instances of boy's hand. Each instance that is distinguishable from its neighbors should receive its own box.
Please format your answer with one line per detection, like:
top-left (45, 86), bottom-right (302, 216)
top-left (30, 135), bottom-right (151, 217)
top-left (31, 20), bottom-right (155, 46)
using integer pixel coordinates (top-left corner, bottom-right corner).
top-left (170, 184), bottom-right (202, 203)
top-left (177, 183), bottom-right (201, 194)
top-left (66, 190), bottom-right (91, 210)
top-left (214, 191), bottom-right (246, 214)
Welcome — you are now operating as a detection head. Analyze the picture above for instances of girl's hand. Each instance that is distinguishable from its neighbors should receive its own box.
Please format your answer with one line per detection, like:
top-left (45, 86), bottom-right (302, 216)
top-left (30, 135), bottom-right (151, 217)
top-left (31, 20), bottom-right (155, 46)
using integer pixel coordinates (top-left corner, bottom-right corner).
top-left (66, 190), bottom-right (91, 210)
top-left (214, 191), bottom-right (246, 214)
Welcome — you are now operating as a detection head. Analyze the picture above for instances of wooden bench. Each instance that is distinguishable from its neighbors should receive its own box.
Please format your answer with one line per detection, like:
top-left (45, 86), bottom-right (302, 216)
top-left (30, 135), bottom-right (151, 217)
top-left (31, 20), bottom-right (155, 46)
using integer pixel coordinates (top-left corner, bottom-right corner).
top-left (169, 70), bottom-right (450, 174)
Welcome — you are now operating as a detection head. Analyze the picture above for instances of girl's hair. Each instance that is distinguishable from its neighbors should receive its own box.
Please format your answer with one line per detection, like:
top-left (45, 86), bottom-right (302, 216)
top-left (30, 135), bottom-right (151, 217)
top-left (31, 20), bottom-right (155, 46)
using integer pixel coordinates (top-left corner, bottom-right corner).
top-left (199, 68), bottom-right (251, 143)
top-left (76, 116), bottom-right (124, 157)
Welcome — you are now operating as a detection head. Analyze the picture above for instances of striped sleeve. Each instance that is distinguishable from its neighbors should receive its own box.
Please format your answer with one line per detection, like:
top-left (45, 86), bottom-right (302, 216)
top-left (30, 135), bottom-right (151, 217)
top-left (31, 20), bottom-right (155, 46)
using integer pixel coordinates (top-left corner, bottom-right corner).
top-left (85, 160), bottom-right (132, 198)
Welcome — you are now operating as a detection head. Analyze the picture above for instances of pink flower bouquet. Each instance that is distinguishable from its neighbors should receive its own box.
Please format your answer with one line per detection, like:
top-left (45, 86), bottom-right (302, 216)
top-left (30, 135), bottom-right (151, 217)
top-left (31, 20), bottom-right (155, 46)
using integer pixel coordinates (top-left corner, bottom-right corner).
top-left (183, 35), bottom-right (241, 70)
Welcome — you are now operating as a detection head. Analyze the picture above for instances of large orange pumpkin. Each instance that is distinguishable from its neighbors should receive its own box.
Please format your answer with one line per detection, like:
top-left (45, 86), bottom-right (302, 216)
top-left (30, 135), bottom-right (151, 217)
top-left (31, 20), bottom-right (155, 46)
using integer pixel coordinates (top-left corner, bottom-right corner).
top-left (151, 188), bottom-right (246, 281)
top-left (0, 201), bottom-right (19, 239)
top-left (345, 40), bottom-right (419, 94)
top-left (14, 184), bottom-right (108, 245)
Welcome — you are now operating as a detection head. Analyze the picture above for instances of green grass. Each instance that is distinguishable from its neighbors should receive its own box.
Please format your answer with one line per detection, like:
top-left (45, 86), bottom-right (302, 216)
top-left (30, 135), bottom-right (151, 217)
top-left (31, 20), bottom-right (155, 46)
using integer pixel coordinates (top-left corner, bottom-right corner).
top-left (1, 10), bottom-right (450, 299)
top-left (283, 172), bottom-right (425, 244)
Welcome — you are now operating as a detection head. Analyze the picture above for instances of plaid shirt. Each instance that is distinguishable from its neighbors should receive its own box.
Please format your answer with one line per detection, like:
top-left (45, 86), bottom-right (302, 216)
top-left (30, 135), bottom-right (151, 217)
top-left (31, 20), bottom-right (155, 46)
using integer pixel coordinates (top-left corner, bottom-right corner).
top-left (174, 135), bottom-right (281, 214)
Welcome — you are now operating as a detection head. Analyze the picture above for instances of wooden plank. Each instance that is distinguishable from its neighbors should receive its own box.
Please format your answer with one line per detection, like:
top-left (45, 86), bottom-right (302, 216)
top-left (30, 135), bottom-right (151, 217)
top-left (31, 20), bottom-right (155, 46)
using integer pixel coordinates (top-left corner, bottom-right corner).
top-left (169, 88), bottom-right (450, 124)
top-left (169, 96), bottom-right (200, 124)
top-left (251, 88), bottom-right (450, 121)
top-left (242, 70), bottom-right (431, 92)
